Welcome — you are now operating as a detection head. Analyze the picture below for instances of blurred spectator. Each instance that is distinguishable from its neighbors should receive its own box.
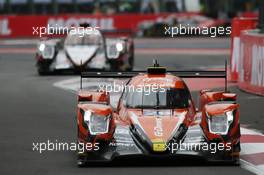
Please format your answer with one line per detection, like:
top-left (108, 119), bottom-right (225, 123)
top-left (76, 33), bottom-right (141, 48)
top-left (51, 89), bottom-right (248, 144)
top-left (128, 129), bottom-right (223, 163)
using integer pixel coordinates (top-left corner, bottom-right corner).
top-left (99, 0), bottom-right (117, 14)
top-left (77, 0), bottom-right (94, 14)
top-left (57, 0), bottom-right (74, 14)
top-left (34, 0), bottom-right (53, 14)
top-left (118, 0), bottom-right (140, 13)
top-left (9, 0), bottom-right (30, 14)
top-left (141, 0), bottom-right (159, 14)
top-left (0, 0), bottom-right (260, 16)
top-left (0, 0), bottom-right (4, 14)
top-left (93, 3), bottom-right (101, 15)
top-left (164, 0), bottom-right (185, 12)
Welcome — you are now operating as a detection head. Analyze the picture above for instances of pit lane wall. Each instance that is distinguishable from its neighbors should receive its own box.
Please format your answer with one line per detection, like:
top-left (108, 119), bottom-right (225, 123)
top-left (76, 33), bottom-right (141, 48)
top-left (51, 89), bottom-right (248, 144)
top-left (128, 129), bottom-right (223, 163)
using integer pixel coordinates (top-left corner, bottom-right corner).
top-left (0, 13), bottom-right (223, 38)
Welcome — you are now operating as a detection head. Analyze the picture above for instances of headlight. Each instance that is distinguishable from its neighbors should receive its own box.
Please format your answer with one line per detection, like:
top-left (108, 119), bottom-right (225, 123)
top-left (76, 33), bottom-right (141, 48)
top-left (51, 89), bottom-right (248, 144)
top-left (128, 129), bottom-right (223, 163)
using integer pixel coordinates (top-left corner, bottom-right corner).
top-left (107, 44), bottom-right (119, 59)
top-left (38, 44), bottom-right (55, 59)
top-left (106, 39), bottom-right (125, 59)
top-left (226, 111), bottom-right (234, 123)
top-left (39, 43), bottom-right (45, 52)
top-left (84, 111), bottom-right (110, 135)
top-left (116, 42), bottom-right (124, 52)
top-left (207, 110), bottom-right (234, 135)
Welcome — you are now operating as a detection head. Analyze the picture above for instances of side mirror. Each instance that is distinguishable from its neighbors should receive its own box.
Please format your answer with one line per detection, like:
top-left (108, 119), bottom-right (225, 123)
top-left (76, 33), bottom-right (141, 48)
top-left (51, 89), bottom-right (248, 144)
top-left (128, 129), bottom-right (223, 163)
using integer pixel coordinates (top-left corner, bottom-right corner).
top-left (78, 91), bottom-right (110, 104)
top-left (222, 93), bottom-right (237, 101)
top-left (113, 112), bottom-right (120, 120)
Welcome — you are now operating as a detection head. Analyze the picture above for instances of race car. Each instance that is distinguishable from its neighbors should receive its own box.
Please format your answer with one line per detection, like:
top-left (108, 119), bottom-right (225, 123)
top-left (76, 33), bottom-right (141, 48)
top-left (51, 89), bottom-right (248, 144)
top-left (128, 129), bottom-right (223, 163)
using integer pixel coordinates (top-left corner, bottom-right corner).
top-left (35, 29), bottom-right (134, 75)
top-left (76, 61), bottom-right (241, 166)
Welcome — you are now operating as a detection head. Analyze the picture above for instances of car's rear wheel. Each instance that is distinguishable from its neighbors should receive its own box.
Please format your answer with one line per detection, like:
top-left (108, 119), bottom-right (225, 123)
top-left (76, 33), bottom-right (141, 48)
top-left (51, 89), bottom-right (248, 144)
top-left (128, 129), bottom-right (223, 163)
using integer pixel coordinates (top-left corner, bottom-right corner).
top-left (127, 46), bottom-right (134, 71)
top-left (126, 55), bottom-right (134, 71)
top-left (77, 126), bottom-right (86, 167)
top-left (77, 155), bottom-right (86, 167)
top-left (232, 141), bottom-right (241, 165)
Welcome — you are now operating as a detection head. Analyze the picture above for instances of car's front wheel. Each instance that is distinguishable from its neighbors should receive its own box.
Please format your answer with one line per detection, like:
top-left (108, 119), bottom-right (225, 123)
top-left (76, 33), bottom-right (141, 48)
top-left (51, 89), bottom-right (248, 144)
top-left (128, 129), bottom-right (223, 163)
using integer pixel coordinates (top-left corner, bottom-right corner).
top-left (37, 62), bottom-right (51, 75)
top-left (126, 55), bottom-right (134, 71)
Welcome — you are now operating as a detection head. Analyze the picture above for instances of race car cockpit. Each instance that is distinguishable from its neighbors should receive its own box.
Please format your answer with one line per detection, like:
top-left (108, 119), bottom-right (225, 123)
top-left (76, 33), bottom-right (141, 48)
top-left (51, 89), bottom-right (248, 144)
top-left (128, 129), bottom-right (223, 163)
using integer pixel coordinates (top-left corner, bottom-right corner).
top-left (64, 31), bottom-right (103, 46)
top-left (124, 88), bottom-right (191, 109)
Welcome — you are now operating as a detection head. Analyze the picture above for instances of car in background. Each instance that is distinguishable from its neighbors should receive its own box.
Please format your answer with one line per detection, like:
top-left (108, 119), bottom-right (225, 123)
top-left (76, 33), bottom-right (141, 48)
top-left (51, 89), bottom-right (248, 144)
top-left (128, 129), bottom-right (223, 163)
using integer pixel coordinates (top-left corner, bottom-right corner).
top-left (35, 29), bottom-right (134, 75)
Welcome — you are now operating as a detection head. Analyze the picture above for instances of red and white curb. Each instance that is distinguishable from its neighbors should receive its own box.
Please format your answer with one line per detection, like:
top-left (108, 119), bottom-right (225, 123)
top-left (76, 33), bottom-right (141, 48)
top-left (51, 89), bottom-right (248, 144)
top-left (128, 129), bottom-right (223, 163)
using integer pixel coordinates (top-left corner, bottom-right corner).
top-left (54, 77), bottom-right (264, 174)
top-left (240, 127), bottom-right (264, 175)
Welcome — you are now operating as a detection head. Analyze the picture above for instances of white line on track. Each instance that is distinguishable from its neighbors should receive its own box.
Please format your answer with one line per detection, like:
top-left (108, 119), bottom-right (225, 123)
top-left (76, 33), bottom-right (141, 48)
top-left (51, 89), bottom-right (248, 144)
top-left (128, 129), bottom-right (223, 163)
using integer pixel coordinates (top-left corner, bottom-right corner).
top-left (241, 143), bottom-right (264, 155)
top-left (241, 160), bottom-right (264, 175)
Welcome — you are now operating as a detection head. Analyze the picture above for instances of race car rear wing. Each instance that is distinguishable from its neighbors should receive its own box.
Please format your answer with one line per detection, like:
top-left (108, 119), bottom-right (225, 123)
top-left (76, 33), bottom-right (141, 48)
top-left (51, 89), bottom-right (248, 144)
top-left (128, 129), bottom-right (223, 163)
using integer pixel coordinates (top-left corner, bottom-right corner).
top-left (80, 60), bottom-right (228, 92)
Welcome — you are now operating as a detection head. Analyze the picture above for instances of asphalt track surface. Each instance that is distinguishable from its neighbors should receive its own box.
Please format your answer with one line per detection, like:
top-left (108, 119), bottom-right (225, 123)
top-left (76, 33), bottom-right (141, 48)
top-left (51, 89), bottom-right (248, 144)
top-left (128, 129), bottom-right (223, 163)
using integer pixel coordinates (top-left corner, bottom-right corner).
top-left (0, 38), bottom-right (263, 175)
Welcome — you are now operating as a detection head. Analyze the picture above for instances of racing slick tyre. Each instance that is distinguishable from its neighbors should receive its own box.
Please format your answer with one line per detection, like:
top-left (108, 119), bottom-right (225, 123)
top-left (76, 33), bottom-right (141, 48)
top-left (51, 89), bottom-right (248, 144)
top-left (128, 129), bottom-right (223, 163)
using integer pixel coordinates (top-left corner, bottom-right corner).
top-left (37, 68), bottom-right (50, 75)
top-left (77, 153), bottom-right (86, 167)
top-left (77, 126), bottom-right (86, 167)
top-left (37, 63), bottom-right (50, 75)
top-left (127, 46), bottom-right (134, 71)
top-left (232, 141), bottom-right (241, 166)
top-left (127, 54), bottom-right (134, 71)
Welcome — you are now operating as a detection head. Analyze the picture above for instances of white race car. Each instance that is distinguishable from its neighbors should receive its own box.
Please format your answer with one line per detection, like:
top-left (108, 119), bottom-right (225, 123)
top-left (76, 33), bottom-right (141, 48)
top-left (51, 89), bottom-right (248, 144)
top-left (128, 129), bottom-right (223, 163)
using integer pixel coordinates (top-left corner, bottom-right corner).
top-left (36, 30), bottom-right (134, 75)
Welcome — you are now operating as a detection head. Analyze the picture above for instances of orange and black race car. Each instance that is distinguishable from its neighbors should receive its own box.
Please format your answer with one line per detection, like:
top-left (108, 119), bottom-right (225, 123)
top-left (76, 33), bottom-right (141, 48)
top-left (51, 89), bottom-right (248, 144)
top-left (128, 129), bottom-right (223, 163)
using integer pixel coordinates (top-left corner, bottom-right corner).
top-left (76, 61), bottom-right (240, 167)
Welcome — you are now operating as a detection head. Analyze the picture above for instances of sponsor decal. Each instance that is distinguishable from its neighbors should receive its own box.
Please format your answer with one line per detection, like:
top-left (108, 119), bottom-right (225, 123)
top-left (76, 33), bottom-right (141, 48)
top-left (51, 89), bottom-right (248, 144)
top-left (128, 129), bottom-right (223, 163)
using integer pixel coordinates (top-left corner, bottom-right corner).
top-left (239, 40), bottom-right (245, 82)
top-left (48, 17), bottom-right (114, 30)
top-left (231, 37), bottom-right (241, 73)
top-left (154, 117), bottom-right (163, 137)
top-left (0, 18), bottom-right (11, 36)
top-left (152, 139), bottom-right (166, 152)
top-left (251, 44), bottom-right (264, 86)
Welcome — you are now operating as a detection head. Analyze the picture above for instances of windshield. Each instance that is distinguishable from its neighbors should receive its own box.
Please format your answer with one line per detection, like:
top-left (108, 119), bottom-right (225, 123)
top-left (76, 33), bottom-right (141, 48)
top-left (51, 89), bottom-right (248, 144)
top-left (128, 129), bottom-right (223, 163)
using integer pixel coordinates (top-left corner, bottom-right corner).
top-left (124, 88), bottom-right (190, 109)
top-left (65, 33), bottom-right (103, 46)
